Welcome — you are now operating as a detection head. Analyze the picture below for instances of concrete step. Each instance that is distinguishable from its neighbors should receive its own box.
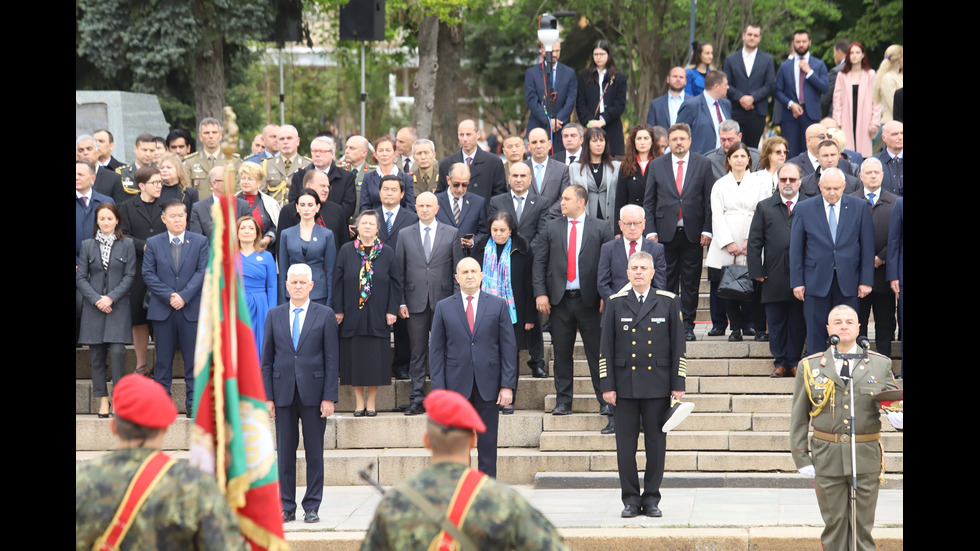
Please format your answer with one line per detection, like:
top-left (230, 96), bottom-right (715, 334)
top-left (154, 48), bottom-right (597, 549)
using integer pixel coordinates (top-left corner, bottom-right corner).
top-left (539, 431), bottom-right (904, 453)
top-left (587, 450), bottom-right (903, 474)
top-left (544, 412), bottom-right (754, 432)
top-left (534, 471), bottom-right (905, 490)
top-left (543, 393), bottom-right (799, 414)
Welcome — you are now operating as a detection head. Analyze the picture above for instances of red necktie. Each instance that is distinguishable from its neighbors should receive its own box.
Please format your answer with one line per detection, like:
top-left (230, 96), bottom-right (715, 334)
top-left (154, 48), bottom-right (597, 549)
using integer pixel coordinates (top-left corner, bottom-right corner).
top-left (714, 100), bottom-right (723, 123)
top-left (629, 240), bottom-right (636, 258)
top-left (786, 200), bottom-right (793, 215)
top-left (466, 296), bottom-right (475, 333)
top-left (675, 160), bottom-right (684, 221)
top-left (567, 220), bottom-right (578, 282)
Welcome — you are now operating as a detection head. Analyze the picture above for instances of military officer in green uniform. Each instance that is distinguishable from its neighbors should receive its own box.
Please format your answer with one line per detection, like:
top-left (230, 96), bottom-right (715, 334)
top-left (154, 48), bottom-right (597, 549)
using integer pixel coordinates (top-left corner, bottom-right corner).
top-left (790, 304), bottom-right (902, 551)
top-left (262, 124), bottom-right (311, 205)
top-left (599, 251), bottom-right (686, 519)
top-left (361, 389), bottom-right (568, 551)
top-left (116, 133), bottom-right (159, 201)
top-left (183, 117), bottom-right (242, 199)
top-left (76, 374), bottom-right (248, 550)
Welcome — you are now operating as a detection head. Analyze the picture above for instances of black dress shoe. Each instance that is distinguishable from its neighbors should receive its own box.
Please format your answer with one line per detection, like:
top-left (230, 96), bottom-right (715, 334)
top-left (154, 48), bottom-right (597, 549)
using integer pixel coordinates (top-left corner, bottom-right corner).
top-left (742, 327), bottom-right (756, 336)
top-left (353, 409), bottom-right (366, 417)
top-left (685, 331), bottom-right (697, 342)
top-left (641, 505), bottom-right (663, 517)
top-left (531, 366), bottom-right (548, 378)
top-left (707, 326), bottom-right (726, 337)
top-left (501, 405), bottom-right (515, 415)
top-left (621, 504), bottom-right (640, 518)
top-left (366, 410), bottom-right (377, 417)
top-left (403, 402), bottom-right (425, 416)
top-left (600, 420), bottom-right (616, 434)
top-left (186, 409), bottom-right (193, 419)
top-left (754, 332), bottom-right (769, 342)
top-left (728, 330), bottom-right (743, 342)
top-left (304, 510), bottom-right (320, 523)
top-left (282, 511), bottom-right (295, 522)
top-left (394, 370), bottom-right (410, 380)
top-left (551, 403), bottom-right (571, 415)
top-left (598, 404), bottom-right (613, 416)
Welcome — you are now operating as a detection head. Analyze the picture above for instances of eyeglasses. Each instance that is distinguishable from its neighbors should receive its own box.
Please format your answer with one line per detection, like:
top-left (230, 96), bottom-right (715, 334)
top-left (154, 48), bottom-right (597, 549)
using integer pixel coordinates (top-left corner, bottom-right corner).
top-left (620, 221), bottom-right (644, 227)
top-left (311, 149), bottom-right (333, 154)
top-left (145, 180), bottom-right (164, 187)
top-left (451, 183), bottom-right (468, 188)
top-left (778, 177), bottom-right (799, 183)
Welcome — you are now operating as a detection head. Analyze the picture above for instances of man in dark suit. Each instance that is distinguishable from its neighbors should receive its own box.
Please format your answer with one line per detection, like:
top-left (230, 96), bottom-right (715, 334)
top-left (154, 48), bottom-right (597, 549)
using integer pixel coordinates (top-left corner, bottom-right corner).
top-left (189, 166), bottom-right (251, 240)
top-left (377, 175), bottom-right (420, 380)
top-left (261, 263), bottom-right (339, 524)
top-left (643, 123), bottom-right (715, 341)
top-left (430, 257), bottom-right (517, 477)
top-left (723, 24), bottom-right (776, 147)
top-left (94, 129), bottom-right (125, 171)
top-left (775, 30), bottom-right (829, 157)
top-left (142, 199), bottom-right (209, 414)
top-left (748, 163), bottom-right (807, 377)
top-left (851, 158), bottom-right (898, 358)
top-left (598, 204), bottom-right (667, 300)
top-left (646, 67), bottom-right (687, 129)
top-left (886, 196), bottom-right (903, 376)
top-left (820, 40), bottom-right (850, 118)
top-left (677, 70), bottom-right (732, 155)
top-left (874, 121), bottom-right (903, 196)
top-left (551, 123), bottom-right (585, 166)
top-left (533, 185), bottom-right (614, 416)
top-left (524, 41), bottom-right (577, 153)
top-left (438, 120), bottom-right (507, 204)
top-left (790, 168), bottom-right (875, 354)
top-left (435, 163), bottom-right (488, 251)
top-left (599, 251), bottom-right (686, 518)
top-left (395, 192), bottom-right (465, 415)
top-left (525, 128), bottom-right (570, 219)
top-left (76, 160), bottom-right (115, 264)
top-left (799, 140), bottom-right (861, 199)
top-left (78, 135), bottom-right (127, 204)
top-left (288, 136), bottom-right (357, 221)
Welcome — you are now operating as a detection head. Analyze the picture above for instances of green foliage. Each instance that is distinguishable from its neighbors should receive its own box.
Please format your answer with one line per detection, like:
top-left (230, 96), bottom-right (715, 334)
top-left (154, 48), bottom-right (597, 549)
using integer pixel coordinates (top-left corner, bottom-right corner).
top-left (830, 0), bottom-right (903, 65)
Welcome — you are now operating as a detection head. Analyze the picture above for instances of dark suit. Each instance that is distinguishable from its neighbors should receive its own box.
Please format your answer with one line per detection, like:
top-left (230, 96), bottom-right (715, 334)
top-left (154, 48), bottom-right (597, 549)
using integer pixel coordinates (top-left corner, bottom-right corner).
top-left (525, 158), bottom-right (570, 219)
top-left (435, 191), bottom-right (488, 247)
top-left (76, 191), bottom-right (114, 264)
top-left (852, 188), bottom-right (898, 358)
top-left (276, 200), bottom-right (349, 254)
top-left (643, 152), bottom-right (715, 332)
top-left (575, 70), bottom-right (628, 156)
top-left (599, 289), bottom-right (685, 509)
top-left (874, 150), bottom-right (903, 196)
top-left (377, 206), bottom-right (419, 375)
top-left (790, 195), bottom-right (875, 352)
top-left (278, 225), bottom-right (337, 306)
top-left (142, 231), bottom-right (208, 409)
top-left (748, 194), bottom-right (806, 369)
top-left (94, 166), bottom-right (127, 204)
top-left (677, 94), bottom-right (732, 155)
top-left (437, 149), bottom-right (507, 204)
top-left (430, 292), bottom-right (518, 477)
top-left (360, 169), bottom-right (415, 214)
top-left (788, 152), bottom-right (853, 180)
top-left (394, 222), bottom-right (464, 404)
top-left (886, 197), bottom-right (903, 374)
top-left (261, 301), bottom-right (339, 515)
top-left (525, 60), bottom-right (577, 152)
top-left (188, 196), bottom-right (251, 240)
top-left (799, 169), bottom-right (860, 200)
top-left (645, 93), bottom-right (684, 129)
top-left (705, 146), bottom-right (760, 181)
top-left (532, 215), bottom-right (613, 409)
top-left (775, 55), bottom-right (829, 157)
top-left (597, 238), bottom-right (667, 300)
top-left (723, 49), bottom-right (776, 146)
top-left (487, 192), bottom-right (547, 248)
top-left (289, 164), bottom-right (358, 222)
top-left (613, 167), bottom-right (649, 228)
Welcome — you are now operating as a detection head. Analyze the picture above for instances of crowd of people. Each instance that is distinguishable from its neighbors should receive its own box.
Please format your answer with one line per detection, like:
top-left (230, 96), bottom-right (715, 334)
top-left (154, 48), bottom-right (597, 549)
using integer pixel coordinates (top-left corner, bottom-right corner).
top-left (76, 24), bottom-right (903, 544)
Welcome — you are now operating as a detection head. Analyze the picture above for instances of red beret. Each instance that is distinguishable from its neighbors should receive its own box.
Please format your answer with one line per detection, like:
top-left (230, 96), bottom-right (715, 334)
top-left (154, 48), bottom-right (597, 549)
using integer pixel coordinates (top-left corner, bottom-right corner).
top-left (112, 374), bottom-right (178, 428)
top-left (424, 389), bottom-right (486, 434)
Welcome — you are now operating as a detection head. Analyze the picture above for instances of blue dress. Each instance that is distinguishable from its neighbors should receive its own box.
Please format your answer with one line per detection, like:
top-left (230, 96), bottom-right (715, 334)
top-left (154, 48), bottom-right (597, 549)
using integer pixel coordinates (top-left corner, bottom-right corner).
top-left (240, 250), bottom-right (277, 353)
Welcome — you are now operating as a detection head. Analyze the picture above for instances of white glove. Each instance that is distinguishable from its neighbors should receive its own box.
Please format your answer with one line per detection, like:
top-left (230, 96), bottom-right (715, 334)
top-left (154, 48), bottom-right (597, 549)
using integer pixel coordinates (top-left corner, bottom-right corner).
top-left (887, 411), bottom-right (903, 430)
top-left (798, 465), bottom-right (815, 478)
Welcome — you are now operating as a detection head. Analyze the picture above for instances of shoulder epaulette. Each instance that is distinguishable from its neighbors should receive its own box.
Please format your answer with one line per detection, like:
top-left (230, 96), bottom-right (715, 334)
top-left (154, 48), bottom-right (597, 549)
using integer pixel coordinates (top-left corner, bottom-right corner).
top-left (867, 351), bottom-right (890, 359)
top-left (655, 289), bottom-right (676, 298)
top-left (804, 351), bottom-right (823, 360)
top-left (609, 290), bottom-right (629, 299)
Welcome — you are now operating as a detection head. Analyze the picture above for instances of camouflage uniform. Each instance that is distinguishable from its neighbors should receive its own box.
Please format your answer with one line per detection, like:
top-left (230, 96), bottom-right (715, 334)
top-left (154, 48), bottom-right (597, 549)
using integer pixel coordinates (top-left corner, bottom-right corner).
top-left (76, 448), bottom-right (248, 551)
top-left (361, 462), bottom-right (568, 551)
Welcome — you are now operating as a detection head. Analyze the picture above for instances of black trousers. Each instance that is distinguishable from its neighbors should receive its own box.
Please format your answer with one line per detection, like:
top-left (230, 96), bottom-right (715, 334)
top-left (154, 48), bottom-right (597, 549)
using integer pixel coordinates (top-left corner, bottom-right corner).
top-left (550, 292), bottom-right (603, 408)
top-left (858, 290), bottom-right (896, 358)
top-left (406, 305), bottom-right (435, 404)
top-left (764, 300), bottom-right (806, 368)
top-left (614, 396), bottom-right (669, 507)
top-left (661, 228), bottom-right (702, 332)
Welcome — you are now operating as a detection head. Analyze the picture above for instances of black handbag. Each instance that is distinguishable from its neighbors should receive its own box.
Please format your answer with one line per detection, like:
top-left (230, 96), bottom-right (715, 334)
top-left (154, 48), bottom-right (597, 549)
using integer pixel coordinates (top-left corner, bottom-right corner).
top-left (717, 262), bottom-right (754, 301)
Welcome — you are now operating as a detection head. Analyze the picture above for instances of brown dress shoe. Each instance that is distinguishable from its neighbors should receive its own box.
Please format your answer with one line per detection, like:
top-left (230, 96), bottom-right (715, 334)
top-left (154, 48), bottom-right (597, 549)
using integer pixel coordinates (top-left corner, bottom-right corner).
top-left (770, 366), bottom-right (787, 378)
top-left (790, 366), bottom-right (798, 377)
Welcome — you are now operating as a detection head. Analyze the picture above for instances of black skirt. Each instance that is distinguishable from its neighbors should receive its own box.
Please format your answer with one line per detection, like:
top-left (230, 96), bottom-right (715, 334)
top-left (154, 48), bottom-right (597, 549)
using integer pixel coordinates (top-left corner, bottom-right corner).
top-left (339, 335), bottom-right (391, 387)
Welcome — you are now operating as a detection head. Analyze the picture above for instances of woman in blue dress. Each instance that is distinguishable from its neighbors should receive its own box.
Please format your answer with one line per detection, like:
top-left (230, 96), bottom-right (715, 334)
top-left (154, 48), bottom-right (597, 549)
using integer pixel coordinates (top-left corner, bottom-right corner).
top-left (237, 215), bottom-right (277, 353)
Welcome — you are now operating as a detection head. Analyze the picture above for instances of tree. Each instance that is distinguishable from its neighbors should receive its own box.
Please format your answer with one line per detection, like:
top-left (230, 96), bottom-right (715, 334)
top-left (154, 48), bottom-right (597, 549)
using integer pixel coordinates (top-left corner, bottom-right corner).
top-left (77, 0), bottom-right (276, 124)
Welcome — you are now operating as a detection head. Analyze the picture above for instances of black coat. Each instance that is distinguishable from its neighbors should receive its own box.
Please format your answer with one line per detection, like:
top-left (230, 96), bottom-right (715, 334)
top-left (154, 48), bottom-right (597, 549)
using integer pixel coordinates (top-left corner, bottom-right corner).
top-left (277, 200), bottom-right (349, 254)
top-left (576, 69), bottom-right (628, 156)
top-left (613, 164), bottom-right (649, 228)
top-left (333, 240), bottom-right (401, 339)
top-left (471, 234), bottom-right (535, 349)
top-left (850, 188), bottom-right (898, 291)
top-left (747, 194), bottom-right (796, 303)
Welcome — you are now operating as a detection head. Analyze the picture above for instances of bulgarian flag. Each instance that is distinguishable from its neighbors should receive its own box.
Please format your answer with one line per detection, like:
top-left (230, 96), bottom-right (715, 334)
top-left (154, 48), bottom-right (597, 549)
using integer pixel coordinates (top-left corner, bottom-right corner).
top-left (190, 191), bottom-right (287, 550)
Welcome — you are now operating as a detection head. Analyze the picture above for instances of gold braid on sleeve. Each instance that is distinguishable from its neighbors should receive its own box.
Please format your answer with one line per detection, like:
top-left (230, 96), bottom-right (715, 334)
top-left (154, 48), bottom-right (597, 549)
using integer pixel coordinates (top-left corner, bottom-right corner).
top-left (803, 358), bottom-right (834, 418)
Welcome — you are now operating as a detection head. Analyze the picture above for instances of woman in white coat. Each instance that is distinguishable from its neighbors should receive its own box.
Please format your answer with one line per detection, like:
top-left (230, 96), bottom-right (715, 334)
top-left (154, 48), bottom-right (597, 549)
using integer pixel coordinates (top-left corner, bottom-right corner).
top-left (568, 126), bottom-right (620, 234)
top-left (705, 143), bottom-right (770, 341)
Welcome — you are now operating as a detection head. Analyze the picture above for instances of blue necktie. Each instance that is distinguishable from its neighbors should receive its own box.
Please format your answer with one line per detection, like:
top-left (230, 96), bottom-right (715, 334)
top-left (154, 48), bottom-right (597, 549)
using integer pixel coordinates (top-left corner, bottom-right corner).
top-left (292, 307), bottom-right (302, 349)
top-left (386, 211), bottom-right (393, 234)
top-left (535, 164), bottom-right (544, 193)
top-left (867, 192), bottom-right (876, 207)
top-left (828, 204), bottom-right (837, 244)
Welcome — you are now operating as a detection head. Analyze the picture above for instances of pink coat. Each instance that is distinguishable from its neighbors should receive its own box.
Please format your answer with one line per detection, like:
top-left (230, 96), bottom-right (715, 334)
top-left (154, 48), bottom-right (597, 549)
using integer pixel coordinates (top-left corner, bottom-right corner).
top-left (833, 68), bottom-right (881, 157)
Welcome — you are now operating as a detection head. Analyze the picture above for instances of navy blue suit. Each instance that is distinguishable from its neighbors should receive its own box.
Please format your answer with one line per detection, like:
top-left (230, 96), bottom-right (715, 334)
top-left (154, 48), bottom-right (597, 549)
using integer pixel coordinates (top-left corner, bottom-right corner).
top-left (525, 60), bottom-right (577, 152)
top-left (874, 150), bottom-right (903, 196)
top-left (677, 94), bottom-right (732, 154)
top-left (429, 292), bottom-right (517, 478)
top-left (775, 55), bottom-right (829, 157)
top-left (645, 93), bottom-right (679, 129)
top-left (360, 169), bottom-right (415, 214)
top-left (142, 231), bottom-right (208, 408)
top-left (886, 197), bottom-right (903, 374)
top-left (434, 191), bottom-right (488, 247)
top-left (261, 301), bottom-right (340, 514)
top-left (278, 225), bottom-right (337, 306)
top-left (596, 238), bottom-right (667, 300)
top-left (789, 195), bottom-right (874, 352)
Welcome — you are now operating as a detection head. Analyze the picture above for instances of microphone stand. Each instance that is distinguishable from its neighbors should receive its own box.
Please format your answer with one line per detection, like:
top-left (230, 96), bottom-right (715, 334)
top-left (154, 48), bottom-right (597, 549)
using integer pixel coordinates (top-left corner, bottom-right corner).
top-left (831, 335), bottom-right (869, 551)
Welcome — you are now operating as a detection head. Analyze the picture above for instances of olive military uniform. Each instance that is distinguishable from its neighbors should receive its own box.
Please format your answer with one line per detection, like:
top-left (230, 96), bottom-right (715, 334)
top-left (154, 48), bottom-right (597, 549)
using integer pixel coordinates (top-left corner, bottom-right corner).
top-left (599, 288), bottom-right (686, 509)
top-left (183, 150), bottom-right (243, 199)
top-left (790, 348), bottom-right (898, 551)
top-left (361, 462), bottom-right (568, 551)
top-left (76, 448), bottom-right (248, 551)
top-left (263, 154), bottom-right (311, 205)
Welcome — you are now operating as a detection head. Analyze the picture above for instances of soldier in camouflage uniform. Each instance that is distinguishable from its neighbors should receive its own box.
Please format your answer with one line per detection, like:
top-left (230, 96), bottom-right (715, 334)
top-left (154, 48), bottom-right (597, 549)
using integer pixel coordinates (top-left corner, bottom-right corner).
top-left (790, 305), bottom-right (902, 551)
top-left (361, 389), bottom-right (568, 551)
top-left (76, 375), bottom-right (247, 551)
